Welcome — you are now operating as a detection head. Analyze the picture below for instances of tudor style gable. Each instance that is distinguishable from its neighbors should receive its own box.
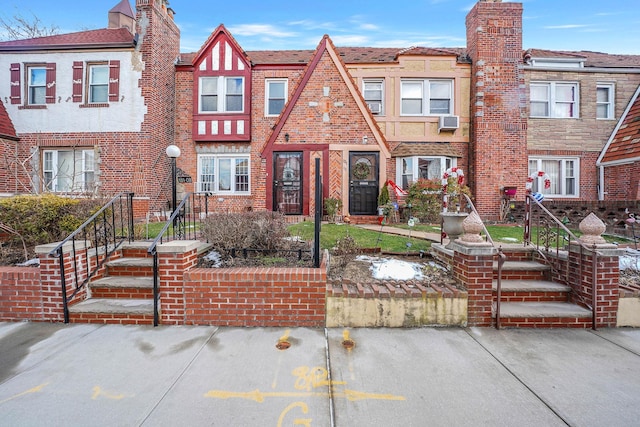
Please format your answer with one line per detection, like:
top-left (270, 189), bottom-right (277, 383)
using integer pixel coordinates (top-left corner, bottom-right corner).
top-left (192, 25), bottom-right (251, 142)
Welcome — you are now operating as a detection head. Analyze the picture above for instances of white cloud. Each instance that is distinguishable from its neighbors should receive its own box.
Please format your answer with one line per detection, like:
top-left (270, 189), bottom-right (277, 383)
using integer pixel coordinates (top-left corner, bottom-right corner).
top-left (226, 24), bottom-right (297, 38)
top-left (543, 24), bottom-right (589, 30)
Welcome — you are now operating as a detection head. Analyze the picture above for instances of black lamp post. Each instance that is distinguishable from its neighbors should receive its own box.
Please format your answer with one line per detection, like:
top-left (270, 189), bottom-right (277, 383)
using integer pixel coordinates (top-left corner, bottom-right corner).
top-left (165, 145), bottom-right (181, 229)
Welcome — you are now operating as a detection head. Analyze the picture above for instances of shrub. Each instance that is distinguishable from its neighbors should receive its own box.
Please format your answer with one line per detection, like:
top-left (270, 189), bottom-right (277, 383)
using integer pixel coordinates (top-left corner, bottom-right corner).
top-left (324, 197), bottom-right (342, 223)
top-left (405, 179), bottom-right (443, 223)
top-left (331, 234), bottom-right (361, 269)
top-left (0, 194), bottom-right (105, 263)
top-left (200, 211), bottom-right (291, 258)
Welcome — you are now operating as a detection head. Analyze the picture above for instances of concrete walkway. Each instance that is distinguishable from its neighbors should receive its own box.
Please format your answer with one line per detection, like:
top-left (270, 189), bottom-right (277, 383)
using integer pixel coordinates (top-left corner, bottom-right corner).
top-left (353, 223), bottom-right (445, 244)
top-left (2, 322), bottom-right (640, 426)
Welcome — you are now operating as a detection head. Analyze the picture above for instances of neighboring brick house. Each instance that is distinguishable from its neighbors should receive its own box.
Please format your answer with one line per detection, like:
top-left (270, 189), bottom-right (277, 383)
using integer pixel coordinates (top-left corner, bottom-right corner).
top-left (597, 85), bottom-right (640, 200)
top-left (0, 101), bottom-right (19, 196)
top-left (0, 0), bottom-right (179, 216)
top-left (1, 0), bottom-right (639, 222)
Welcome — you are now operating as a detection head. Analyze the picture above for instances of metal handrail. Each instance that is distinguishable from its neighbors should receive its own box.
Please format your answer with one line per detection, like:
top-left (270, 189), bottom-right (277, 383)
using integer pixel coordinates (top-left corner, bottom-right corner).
top-left (524, 193), bottom-right (602, 330)
top-left (48, 192), bottom-right (135, 323)
top-left (147, 192), bottom-right (211, 326)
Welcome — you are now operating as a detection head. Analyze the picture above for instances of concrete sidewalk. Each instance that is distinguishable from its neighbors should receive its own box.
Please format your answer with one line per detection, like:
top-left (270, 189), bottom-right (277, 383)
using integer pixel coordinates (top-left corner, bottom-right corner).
top-left (1, 322), bottom-right (640, 426)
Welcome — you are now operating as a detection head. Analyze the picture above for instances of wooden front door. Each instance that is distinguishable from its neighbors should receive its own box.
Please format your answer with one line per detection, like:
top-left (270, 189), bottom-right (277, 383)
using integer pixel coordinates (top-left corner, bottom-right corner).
top-left (349, 152), bottom-right (379, 215)
top-left (273, 152), bottom-right (303, 215)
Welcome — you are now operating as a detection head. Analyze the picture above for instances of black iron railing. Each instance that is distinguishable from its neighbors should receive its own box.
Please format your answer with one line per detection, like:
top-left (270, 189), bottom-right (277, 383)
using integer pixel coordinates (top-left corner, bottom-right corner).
top-left (524, 193), bottom-right (601, 329)
top-left (49, 192), bottom-right (135, 323)
top-left (147, 192), bottom-right (212, 326)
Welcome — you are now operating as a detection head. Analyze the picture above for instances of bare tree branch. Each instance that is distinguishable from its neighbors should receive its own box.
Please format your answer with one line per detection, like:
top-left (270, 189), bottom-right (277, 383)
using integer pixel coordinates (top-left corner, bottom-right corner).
top-left (0, 8), bottom-right (59, 41)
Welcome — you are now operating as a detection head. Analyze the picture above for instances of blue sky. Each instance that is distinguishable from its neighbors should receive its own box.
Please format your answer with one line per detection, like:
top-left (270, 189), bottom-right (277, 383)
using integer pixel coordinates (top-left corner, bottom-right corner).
top-left (3, 0), bottom-right (640, 54)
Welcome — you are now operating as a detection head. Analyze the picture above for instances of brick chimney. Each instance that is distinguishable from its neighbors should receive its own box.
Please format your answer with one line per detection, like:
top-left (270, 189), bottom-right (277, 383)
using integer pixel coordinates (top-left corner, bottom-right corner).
top-left (108, 0), bottom-right (136, 33)
top-left (466, 1), bottom-right (527, 221)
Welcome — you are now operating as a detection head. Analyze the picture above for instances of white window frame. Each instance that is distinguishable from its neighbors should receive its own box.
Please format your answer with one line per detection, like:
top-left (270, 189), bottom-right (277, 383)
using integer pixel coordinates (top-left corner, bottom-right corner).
top-left (199, 76), bottom-right (245, 113)
top-left (27, 66), bottom-right (46, 105)
top-left (363, 79), bottom-right (384, 115)
top-left (88, 63), bottom-right (109, 104)
top-left (396, 156), bottom-right (455, 190)
top-left (265, 78), bottom-right (287, 116)
top-left (42, 148), bottom-right (95, 193)
top-left (528, 157), bottom-right (579, 197)
top-left (197, 154), bottom-right (250, 194)
top-left (530, 82), bottom-right (579, 118)
top-left (400, 79), bottom-right (453, 116)
top-left (596, 83), bottom-right (615, 120)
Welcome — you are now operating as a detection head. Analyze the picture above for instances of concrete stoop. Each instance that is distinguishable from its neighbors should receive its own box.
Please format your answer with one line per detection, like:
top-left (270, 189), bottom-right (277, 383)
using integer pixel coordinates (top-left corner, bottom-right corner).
top-left (68, 242), bottom-right (156, 325)
top-left (493, 247), bottom-right (594, 328)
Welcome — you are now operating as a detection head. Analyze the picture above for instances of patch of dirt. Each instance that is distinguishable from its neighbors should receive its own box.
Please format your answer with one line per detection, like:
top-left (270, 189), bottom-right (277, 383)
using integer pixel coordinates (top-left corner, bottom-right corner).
top-left (327, 253), bottom-right (463, 291)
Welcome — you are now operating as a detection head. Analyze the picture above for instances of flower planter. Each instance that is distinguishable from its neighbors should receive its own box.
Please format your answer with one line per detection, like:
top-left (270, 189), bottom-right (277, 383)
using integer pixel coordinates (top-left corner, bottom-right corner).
top-left (441, 212), bottom-right (468, 248)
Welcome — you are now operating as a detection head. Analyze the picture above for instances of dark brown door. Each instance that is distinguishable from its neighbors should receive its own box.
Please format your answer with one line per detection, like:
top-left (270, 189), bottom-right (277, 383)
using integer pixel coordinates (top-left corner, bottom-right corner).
top-left (273, 152), bottom-right (302, 215)
top-left (349, 152), bottom-right (379, 215)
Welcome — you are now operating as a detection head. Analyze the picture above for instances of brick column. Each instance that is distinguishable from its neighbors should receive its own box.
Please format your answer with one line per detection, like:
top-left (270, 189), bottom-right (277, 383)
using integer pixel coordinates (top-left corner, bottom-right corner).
top-left (157, 240), bottom-right (200, 325)
top-left (35, 241), bottom-right (90, 322)
top-left (568, 213), bottom-right (621, 328)
top-left (449, 238), bottom-right (497, 327)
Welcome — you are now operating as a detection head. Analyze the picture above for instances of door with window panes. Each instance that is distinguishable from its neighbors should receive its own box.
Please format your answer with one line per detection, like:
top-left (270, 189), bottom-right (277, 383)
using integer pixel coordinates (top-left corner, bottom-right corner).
top-left (273, 152), bottom-right (302, 215)
top-left (349, 152), bottom-right (379, 215)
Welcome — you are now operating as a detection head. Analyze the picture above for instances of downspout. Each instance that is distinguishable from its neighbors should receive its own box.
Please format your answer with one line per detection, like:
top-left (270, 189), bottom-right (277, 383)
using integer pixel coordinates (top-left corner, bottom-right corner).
top-left (598, 164), bottom-right (605, 201)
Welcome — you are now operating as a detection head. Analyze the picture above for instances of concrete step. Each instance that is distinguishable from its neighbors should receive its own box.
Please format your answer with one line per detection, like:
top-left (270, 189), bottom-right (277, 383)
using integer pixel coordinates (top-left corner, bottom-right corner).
top-left (495, 302), bottom-right (592, 328)
top-left (68, 298), bottom-right (155, 325)
top-left (89, 276), bottom-right (154, 299)
top-left (493, 279), bottom-right (570, 293)
top-left (106, 257), bottom-right (154, 276)
top-left (493, 279), bottom-right (571, 303)
top-left (493, 260), bottom-right (550, 281)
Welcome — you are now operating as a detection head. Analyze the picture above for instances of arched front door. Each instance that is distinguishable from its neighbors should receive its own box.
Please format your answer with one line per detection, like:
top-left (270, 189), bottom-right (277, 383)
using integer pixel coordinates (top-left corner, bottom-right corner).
top-left (349, 152), bottom-right (379, 215)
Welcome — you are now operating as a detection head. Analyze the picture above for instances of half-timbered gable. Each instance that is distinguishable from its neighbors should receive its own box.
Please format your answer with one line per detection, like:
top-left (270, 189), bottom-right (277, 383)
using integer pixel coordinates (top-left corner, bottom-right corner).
top-left (191, 25), bottom-right (252, 142)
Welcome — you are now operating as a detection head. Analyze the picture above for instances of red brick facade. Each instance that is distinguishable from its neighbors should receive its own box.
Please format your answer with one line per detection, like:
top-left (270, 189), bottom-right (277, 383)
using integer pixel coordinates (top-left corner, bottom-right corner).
top-left (466, 1), bottom-right (527, 220)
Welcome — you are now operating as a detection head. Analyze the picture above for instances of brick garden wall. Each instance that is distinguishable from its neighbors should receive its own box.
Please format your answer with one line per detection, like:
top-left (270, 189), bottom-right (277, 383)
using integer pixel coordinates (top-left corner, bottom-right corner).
top-left (183, 262), bottom-right (327, 327)
top-left (0, 267), bottom-right (42, 321)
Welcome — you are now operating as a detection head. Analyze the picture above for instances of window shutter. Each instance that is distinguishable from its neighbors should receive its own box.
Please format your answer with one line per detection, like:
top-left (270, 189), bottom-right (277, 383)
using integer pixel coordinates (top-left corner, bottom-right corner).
top-left (72, 61), bottom-right (83, 102)
top-left (10, 63), bottom-right (21, 104)
top-left (45, 63), bottom-right (56, 104)
top-left (108, 60), bottom-right (120, 102)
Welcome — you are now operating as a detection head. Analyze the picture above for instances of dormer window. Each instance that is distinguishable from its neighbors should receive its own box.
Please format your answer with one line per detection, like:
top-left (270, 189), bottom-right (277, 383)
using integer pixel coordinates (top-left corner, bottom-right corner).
top-left (199, 76), bottom-right (244, 113)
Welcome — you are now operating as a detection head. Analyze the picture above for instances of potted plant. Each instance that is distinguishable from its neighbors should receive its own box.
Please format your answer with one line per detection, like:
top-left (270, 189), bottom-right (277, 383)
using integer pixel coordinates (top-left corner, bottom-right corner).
top-left (324, 197), bottom-right (343, 223)
top-left (377, 183), bottom-right (391, 216)
top-left (440, 168), bottom-right (472, 247)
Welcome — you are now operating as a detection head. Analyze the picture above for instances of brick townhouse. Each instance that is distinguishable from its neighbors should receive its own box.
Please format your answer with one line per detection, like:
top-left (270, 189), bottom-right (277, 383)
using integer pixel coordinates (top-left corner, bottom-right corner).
top-left (1, 0), bottom-right (639, 222)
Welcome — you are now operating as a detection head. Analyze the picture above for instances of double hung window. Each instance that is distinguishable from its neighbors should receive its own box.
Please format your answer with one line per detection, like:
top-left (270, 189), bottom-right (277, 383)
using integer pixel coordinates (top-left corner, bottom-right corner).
top-left (528, 157), bottom-right (578, 197)
top-left (43, 149), bottom-right (95, 192)
top-left (400, 79), bottom-right (453, 116)
top-left (200, 76), bottom-right (244, 113)
top-left (530, 82), bottom-right (579, 118)
top-left (265, 79), bottom-right (287, 116)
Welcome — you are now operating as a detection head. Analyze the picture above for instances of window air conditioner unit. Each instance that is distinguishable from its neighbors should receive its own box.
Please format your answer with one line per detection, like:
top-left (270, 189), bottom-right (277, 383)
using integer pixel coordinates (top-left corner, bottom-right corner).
top-left (438, 115), bottom-right (459, 131)
top-left (368, 102), bottom-right (382, 114)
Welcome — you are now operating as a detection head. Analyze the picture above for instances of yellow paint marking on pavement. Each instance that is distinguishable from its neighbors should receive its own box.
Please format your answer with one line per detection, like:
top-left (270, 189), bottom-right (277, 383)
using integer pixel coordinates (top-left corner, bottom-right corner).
top-left (277, 401), bottom-right (311, 427)
top-left (204, 388), bottom-right (404, 402)
top-left (91, 386), bottom-right (133, 400)
top-left (0, 382), bottom-right (49, 404)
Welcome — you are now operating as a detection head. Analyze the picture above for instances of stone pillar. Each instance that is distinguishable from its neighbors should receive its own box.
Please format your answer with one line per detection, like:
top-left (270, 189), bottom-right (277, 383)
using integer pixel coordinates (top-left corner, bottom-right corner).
top-left (569, 213), bottom-right (621, 328)
top-left (450, 213), bottom-right (497, 326)
top-left (157, 240), bottom-right (200, 324)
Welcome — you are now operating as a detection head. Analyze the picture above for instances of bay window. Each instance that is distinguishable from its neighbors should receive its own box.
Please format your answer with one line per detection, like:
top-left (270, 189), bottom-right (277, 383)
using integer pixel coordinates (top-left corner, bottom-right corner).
top-left (397, 156), bottom-right (454, 189)
top-left (43, 149), bottom-right (95, 192)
